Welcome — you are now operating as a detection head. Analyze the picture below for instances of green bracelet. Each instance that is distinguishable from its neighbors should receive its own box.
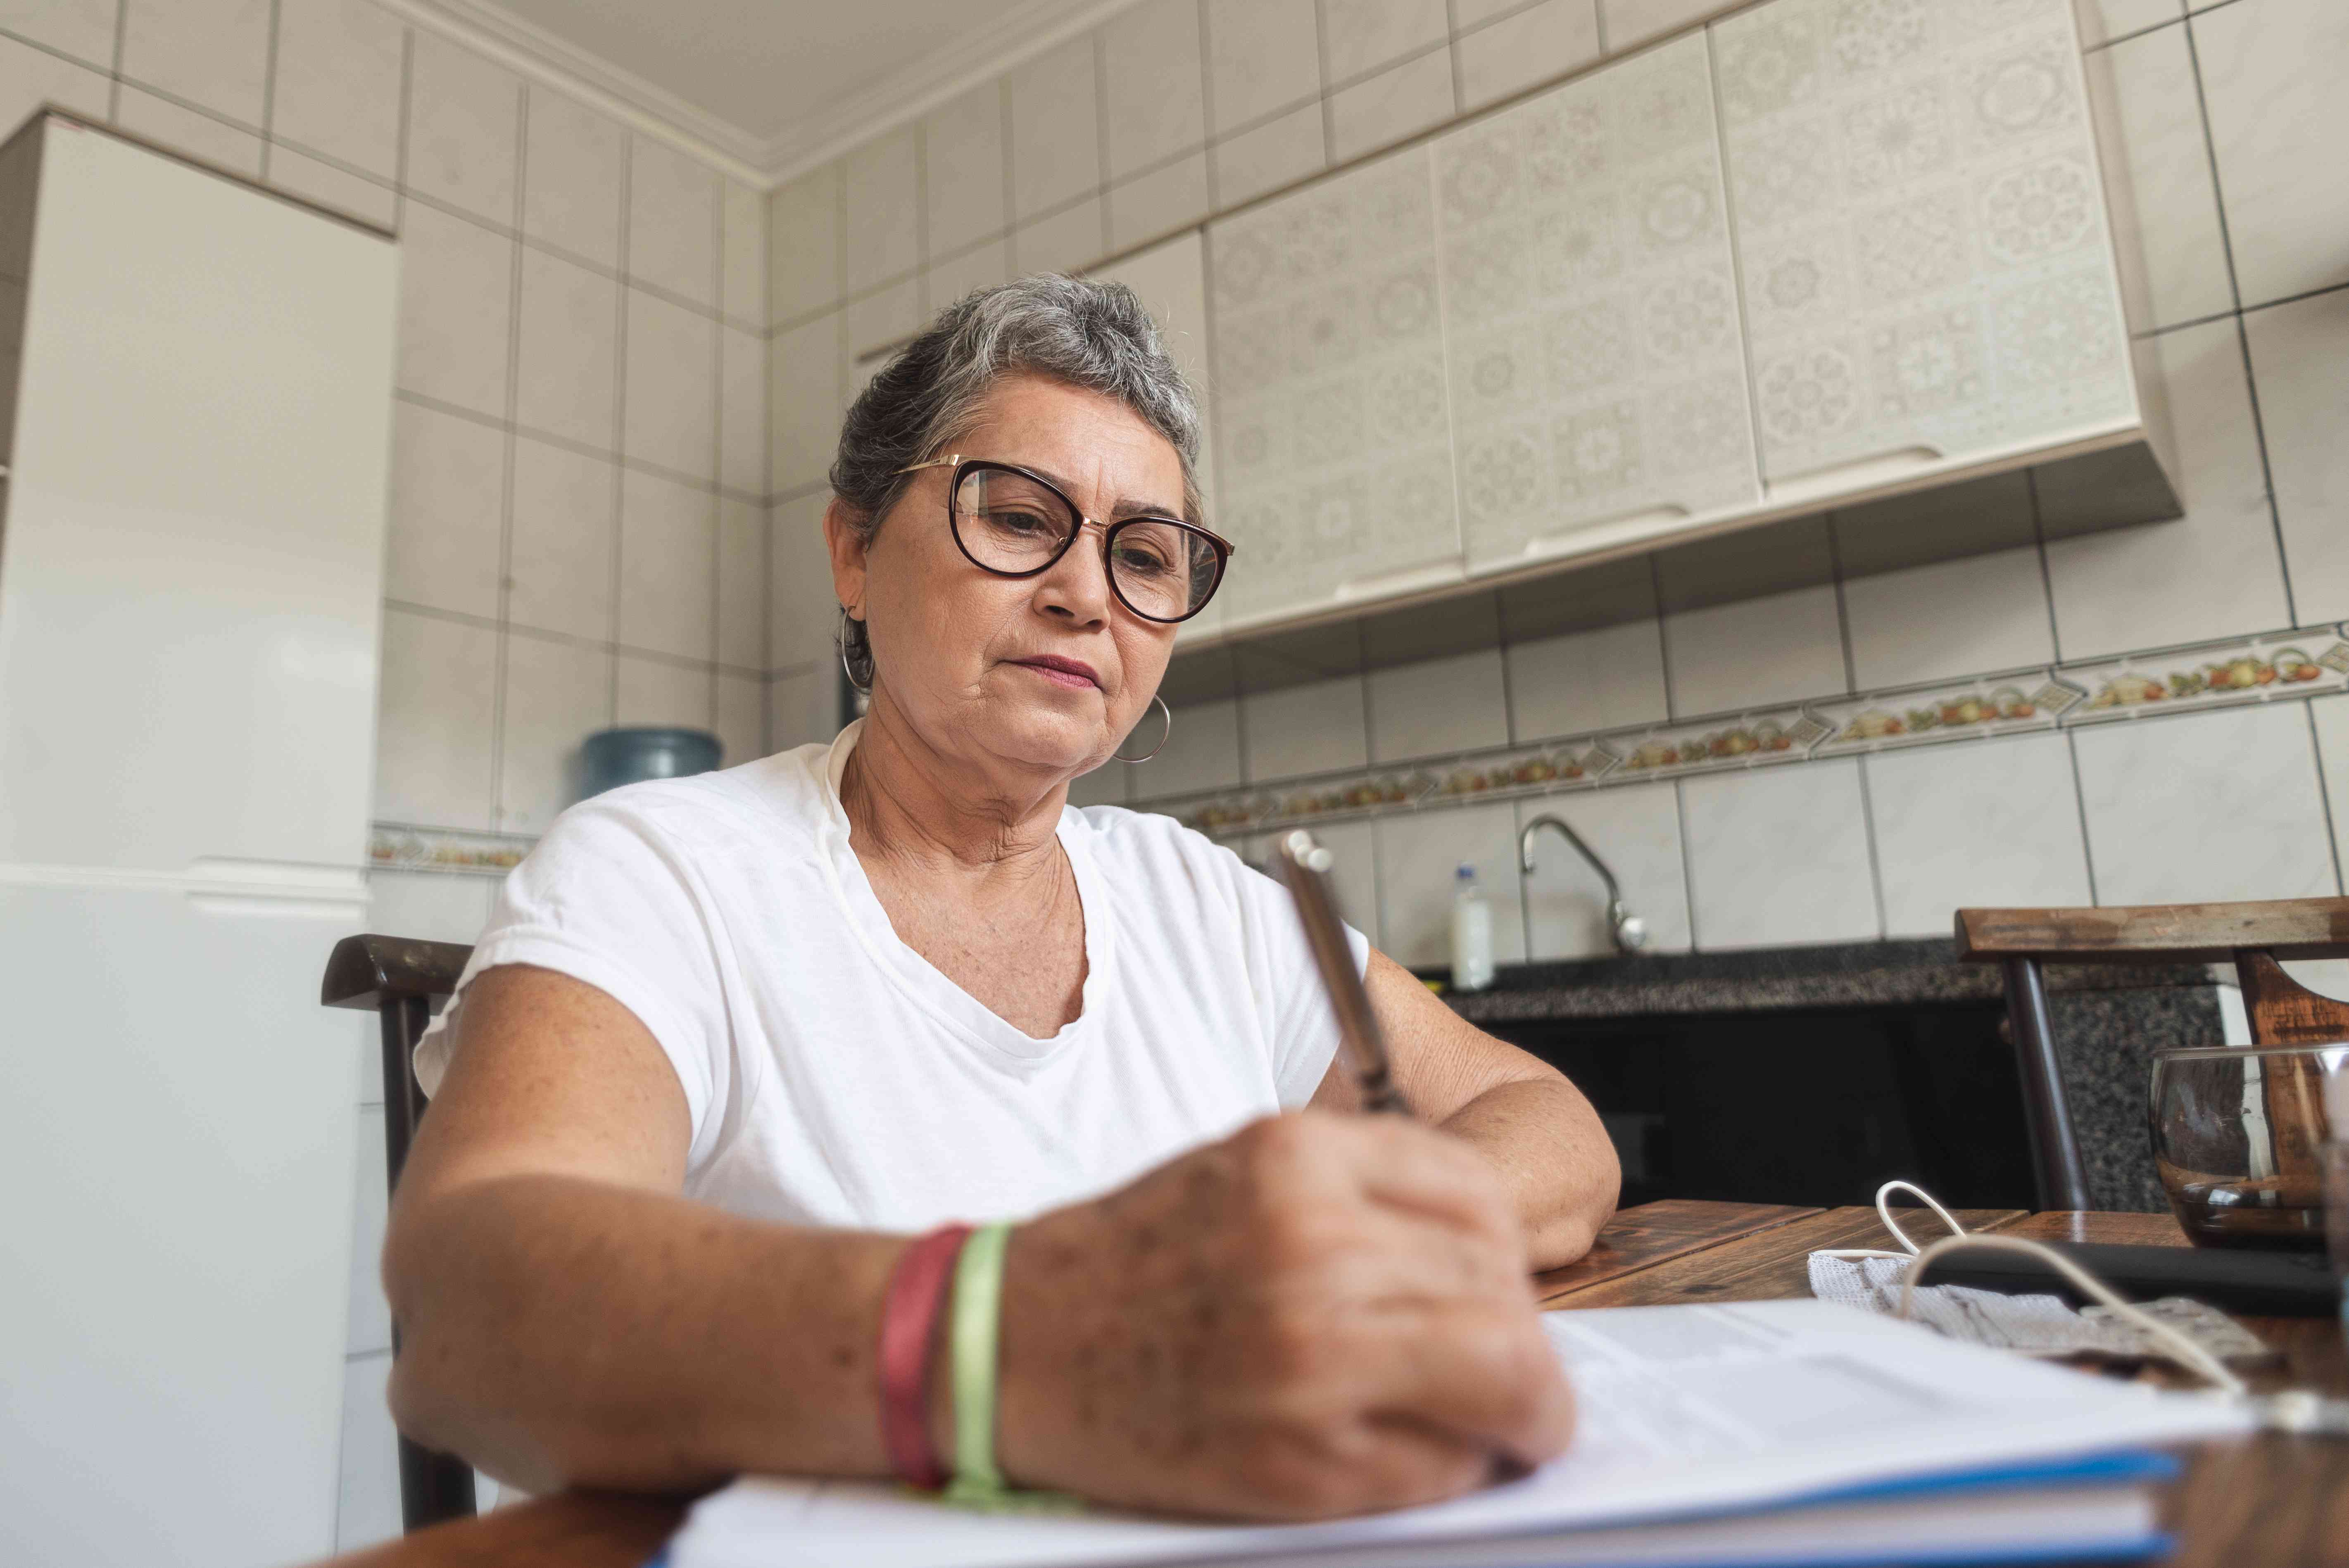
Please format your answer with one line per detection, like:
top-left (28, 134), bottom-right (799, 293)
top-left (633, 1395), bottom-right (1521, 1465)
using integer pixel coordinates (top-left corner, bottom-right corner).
top-left (942, 1222), bottom-right (1081, 1515)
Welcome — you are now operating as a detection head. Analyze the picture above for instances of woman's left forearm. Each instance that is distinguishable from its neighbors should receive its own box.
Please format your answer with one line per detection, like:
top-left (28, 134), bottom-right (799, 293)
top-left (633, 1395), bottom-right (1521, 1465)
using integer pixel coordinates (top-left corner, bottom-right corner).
top-left (1438, 1074), bottom-right (1619, 1270)
top-left (1347, 949), bottom-right (1622, 1270)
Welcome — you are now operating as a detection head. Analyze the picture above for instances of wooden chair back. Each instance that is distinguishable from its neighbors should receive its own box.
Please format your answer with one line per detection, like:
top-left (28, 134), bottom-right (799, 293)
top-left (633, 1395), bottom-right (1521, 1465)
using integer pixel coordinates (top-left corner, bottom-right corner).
top-left (321, 933), bottom-right (478, 1533)
top-left (1955, 898), bottom-right (2349, 1210)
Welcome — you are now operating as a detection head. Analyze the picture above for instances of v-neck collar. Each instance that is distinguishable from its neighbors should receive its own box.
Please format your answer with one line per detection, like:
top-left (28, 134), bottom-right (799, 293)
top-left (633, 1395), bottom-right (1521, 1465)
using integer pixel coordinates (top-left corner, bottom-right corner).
top-left (814, 722), bottom-right (1112, 1067)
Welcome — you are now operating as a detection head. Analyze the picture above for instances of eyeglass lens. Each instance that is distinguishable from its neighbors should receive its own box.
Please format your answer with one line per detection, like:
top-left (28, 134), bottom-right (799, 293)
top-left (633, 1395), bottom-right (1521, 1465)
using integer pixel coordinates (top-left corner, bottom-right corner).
top-left (952, 465), bottom-right (1220, 622)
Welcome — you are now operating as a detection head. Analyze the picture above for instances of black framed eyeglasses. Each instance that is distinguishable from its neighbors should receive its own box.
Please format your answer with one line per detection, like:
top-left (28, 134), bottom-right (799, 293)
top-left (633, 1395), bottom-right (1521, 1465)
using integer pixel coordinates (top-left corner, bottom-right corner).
top-left (894, 455), bottom-right (1234, 624)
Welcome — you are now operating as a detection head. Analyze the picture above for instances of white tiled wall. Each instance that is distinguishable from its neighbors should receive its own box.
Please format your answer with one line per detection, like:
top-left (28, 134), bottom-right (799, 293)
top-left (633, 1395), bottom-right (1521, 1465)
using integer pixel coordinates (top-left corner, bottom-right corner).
top-left (0, 0), bottom-right (771, 1546)
top-left (1070, 0), bottom-right (2349, 969)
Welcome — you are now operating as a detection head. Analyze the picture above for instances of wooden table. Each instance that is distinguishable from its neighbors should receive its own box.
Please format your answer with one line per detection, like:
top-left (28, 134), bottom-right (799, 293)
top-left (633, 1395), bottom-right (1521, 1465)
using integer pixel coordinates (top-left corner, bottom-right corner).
top-left (316, 1201), bottom-right (2349, 1568)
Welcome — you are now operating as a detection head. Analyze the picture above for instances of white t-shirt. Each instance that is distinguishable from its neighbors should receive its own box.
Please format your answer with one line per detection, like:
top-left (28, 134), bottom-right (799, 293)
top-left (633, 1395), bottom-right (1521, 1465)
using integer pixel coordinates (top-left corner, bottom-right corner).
top-left (415, 722), bottom-right (1364, 1233)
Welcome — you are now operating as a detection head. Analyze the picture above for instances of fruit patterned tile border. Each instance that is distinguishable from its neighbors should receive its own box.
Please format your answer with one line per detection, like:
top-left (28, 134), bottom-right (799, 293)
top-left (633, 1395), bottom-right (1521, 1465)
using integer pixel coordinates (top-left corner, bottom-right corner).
top-left (368, 821), bottom-right (537, 877)
top-left (1163, 622), bottom-right (2349, 841)
top-left (361, 625), bottom-right (2349, 862)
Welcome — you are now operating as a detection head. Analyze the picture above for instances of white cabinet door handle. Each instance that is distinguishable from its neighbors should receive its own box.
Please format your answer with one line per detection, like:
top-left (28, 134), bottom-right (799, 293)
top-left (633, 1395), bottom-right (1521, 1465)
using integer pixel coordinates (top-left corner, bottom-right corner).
top-left (1765, 446), bottom-right (1945, 507)
top-left (1334, 560), bottom-right (1466, 601)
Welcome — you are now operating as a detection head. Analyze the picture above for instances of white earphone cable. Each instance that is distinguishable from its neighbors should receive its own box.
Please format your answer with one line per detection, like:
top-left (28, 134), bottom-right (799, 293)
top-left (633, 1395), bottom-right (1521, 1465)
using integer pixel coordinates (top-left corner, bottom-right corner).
top-left (1815, 1180), bottom-right (2249, 1398)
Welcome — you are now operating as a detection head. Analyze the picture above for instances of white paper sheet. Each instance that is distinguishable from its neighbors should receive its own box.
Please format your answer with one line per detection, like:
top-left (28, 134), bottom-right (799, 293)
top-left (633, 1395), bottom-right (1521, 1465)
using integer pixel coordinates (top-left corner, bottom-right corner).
top-left (666, 1300), bottom-right (2249, 1568)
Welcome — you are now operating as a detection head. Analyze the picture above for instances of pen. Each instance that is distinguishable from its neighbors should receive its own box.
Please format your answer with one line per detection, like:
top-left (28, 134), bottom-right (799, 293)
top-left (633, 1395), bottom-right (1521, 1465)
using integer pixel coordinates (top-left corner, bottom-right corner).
top-left (1274, 829), bottom-right (1413, 1117)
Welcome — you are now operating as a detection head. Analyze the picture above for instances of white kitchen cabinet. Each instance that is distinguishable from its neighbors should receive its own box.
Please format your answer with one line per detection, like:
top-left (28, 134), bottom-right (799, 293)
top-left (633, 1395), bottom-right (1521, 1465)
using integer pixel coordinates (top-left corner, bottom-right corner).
top-left (1438, 31), bottom-right (1761, 574)
top-left (1164, 0), bottom-right (2174, 669)
top-left (1207, 144), bottom-right (1465, 629)
top-left (1715, 0), bottom-right (2140, 501)
top-left (1089, 230), bottom-right (1227, 646)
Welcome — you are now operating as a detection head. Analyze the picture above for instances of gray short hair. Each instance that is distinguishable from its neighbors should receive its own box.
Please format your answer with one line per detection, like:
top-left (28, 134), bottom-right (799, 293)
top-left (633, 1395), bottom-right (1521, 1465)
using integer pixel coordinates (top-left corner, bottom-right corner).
top-left (829, 273), bottom-right (1205, 688)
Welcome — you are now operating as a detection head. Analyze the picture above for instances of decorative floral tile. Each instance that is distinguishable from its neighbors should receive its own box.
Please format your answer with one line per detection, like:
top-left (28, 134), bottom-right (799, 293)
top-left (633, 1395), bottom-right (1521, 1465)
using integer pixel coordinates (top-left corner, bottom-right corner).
top-left (1432, 30), bottom-right (1760, 569)
top-left (1808, 671), bottom-right (2076, 755)
top-left (1155, 622), bottom-right (2349, 842)
top-left (1430, 742), bottom-right (1612, 799)
top-left (2064, 627), bottom-right (2349, 725)
top-left (369, 822), bottom-right (536, 875)
top-left (1602, 706), bottom-right (1830, 778)
top-left (1714, 0), bottom-right (2130, 484)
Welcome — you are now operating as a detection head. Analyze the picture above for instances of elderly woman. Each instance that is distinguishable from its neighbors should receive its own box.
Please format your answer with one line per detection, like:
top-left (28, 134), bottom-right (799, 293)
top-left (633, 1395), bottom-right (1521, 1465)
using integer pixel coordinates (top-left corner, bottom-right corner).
top-left (387, 276), bottom-right (1619, 1523)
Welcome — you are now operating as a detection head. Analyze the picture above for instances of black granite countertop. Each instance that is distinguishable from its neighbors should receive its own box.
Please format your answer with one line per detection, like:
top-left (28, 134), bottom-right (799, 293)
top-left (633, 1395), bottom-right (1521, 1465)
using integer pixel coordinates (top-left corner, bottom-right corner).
top-left (1433, 938), bottom-right (2216, 1024)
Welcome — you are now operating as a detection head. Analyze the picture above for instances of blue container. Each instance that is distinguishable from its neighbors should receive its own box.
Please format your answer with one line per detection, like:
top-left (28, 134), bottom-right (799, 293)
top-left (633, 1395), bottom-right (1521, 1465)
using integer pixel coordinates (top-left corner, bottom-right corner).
top-left (579, 726), bottom-right (723, 801)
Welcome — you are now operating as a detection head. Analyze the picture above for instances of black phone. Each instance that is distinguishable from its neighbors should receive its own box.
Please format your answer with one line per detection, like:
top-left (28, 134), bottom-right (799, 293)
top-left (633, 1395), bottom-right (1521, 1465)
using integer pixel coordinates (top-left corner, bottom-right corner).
top-left (1920, 1239), bottom-right (2338, 1317)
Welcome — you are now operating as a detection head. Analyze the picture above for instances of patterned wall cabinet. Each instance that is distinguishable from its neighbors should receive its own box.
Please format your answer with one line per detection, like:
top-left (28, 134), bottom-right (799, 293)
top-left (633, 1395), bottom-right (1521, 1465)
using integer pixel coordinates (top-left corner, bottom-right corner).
top-left (1437, 33), bottom-right (1760, 576)
top-left (1714, 0), bottom-right (2141, 505)
top-left (1182, 0), bottom-right (2175, 653)
top-left (1208, 146), bottom-right (1462, 628)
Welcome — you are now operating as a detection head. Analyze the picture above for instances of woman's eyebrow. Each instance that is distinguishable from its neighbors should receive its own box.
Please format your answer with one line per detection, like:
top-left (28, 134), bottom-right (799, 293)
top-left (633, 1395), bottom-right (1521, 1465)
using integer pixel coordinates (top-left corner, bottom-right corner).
top-left (1014, 459), bottom-right (1183, 522)
top-left (1109, 496), bottom-right (1187, 521)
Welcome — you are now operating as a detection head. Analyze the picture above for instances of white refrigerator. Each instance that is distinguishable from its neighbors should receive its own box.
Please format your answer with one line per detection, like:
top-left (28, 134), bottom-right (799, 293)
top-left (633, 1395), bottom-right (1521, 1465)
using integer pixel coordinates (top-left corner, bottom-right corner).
top-left (0, 114), bottom-right (399, 1566)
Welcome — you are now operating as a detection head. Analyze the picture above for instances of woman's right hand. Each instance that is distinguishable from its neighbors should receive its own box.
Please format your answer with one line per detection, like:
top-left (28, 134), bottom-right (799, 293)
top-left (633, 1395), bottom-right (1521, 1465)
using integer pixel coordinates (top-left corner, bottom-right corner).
top-left (989, 1111), bottom-right (1576, 1520)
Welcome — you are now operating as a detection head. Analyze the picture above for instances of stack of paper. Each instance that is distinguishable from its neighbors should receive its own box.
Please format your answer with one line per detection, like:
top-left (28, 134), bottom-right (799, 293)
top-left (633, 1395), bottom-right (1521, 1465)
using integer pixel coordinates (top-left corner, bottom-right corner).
top-left (666, 1300), bottom-right (2249, 1568)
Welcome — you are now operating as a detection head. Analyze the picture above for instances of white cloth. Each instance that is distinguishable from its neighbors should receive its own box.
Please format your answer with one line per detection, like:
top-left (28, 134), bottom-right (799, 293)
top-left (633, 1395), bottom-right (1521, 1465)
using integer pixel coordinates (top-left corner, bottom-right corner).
top-left (414, 722), bottom-right (1362, 1233)
top-left (1805, 1254), bottom-right (2269, 1366)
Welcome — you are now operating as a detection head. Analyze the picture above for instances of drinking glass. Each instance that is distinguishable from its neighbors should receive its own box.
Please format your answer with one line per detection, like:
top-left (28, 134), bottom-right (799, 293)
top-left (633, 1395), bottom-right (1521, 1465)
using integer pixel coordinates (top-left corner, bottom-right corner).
top-left (2149, 1042), bottom-right (2349, 1250)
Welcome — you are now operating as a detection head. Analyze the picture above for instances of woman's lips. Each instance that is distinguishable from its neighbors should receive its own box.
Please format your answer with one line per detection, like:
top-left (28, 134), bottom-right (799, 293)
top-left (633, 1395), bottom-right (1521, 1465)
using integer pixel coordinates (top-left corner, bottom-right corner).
top-left (1009, 656), bottom-right (1101, 690)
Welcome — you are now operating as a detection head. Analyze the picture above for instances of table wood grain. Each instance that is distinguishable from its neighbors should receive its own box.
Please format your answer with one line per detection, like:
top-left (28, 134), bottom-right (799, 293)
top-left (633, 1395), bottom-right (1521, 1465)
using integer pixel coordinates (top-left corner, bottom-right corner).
top-left (1533, 1197), bottom-right (1820, 1304)
top-left (1550, 1205), bottom-right (2030, 1308)
top-left (300, 1202), bottom-right (2347, 1568)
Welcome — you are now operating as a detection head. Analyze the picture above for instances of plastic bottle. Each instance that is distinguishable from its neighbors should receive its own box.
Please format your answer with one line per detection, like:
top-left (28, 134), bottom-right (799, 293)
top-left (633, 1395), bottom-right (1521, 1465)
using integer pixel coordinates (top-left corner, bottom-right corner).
top-left (1450, 862), bottom-right (1495, 993)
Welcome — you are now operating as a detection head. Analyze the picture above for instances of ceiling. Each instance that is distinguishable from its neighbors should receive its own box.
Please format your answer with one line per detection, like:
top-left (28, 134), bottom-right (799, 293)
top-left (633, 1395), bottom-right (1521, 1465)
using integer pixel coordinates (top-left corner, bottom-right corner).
top-left (412, 0), bottom-right (1132, 183)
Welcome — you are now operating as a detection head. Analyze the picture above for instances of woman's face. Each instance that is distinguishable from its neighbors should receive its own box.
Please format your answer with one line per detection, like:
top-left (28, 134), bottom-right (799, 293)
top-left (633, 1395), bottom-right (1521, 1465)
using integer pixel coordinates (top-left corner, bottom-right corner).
top-left (827, 374), bottom-right (1191, 785)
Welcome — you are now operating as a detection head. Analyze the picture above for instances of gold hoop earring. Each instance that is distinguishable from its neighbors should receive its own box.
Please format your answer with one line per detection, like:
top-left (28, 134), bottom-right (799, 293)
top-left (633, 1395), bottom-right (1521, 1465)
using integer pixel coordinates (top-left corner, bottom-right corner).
top-left (1115, 694), bottom-right (1172, 763)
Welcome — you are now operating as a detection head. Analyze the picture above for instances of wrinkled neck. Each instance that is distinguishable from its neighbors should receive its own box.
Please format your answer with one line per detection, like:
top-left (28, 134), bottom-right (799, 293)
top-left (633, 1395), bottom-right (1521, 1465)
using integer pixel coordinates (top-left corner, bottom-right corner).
top-left (839, 695), bottom-right (1069, 886)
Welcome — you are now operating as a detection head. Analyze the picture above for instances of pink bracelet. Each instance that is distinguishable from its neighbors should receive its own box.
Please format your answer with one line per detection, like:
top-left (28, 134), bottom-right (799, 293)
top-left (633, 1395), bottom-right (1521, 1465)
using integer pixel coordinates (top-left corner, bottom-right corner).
top-left (877, 1224), bottom-right (972, 1490)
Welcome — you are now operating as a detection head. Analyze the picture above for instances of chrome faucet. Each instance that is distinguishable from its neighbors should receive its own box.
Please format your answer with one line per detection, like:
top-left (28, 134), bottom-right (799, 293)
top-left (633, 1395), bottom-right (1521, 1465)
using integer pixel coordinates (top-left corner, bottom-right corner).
top-left (1518, 813), bottom-right (1648, 954)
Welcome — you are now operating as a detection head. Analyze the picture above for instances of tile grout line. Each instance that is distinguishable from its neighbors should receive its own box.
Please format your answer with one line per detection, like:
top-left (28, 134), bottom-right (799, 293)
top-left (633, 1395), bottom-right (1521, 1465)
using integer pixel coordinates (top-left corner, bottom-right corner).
top-left (495, 78), bottom-right (528, 820)
top-left (1824, 520), bottom-right (1859, 695)
top-left (2237, 277), bottom-right (2349, 318)
top-left (1195, 0), bottom-right (1220, 208)
top-left (257, 0), bottom-right (281, 179)
top-left (604, 133), bottom-right (635, 749)
top-left (1851, 754), bottom-right (1890, 941)
top-left (2025, 468), bottom-right (2065, 665)
top-left (1672, 777), bottom-right (1700, 951)
top-left (2082, 13), bottom-right (2187, 55)
top-left (758, 179), bottom-right (776, 752)
top-left (997, 74), bottom-right (1018, 273)
top-left (1442, 0), bottom-right (1467, 116)
top-left (708, 157), bottom-right (727, 732)
top-left (105, 0), bottom-right (123, 123)
top-left (2230, 311), bottom-right (2298, 630)
top-left (2306, 701), bottom-right (2348, 897)
top-left (2176, 9), bottom-right (2298, 627)
top-left (1495, 592), bottom-right (1521, 744)
top-left (1311, 0), bottom-right (1336, 166)
top-left (1649, 553), bottom-right (1680, 721)
top-left (2063, 727), bottom-right (2102, 905)
top-left (388, 387), bottom-right (763, 506)
top-left (1092, 27), bottom-right (1113, 253)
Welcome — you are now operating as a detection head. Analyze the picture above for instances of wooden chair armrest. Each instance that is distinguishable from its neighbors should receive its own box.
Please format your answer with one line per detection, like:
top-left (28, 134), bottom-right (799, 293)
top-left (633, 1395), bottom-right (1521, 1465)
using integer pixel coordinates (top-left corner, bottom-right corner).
top-left (1955, 899), bottom-right (2349, 965)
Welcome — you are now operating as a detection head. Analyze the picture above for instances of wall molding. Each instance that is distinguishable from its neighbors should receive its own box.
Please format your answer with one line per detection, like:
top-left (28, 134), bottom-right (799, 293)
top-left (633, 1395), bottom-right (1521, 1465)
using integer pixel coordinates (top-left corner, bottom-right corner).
top-left (759, 0), bottom-right (1141, 185)
top-left (373, 0), bottom-right (768, 183)
top-left (373, 0), bottom-right (1144, 190)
